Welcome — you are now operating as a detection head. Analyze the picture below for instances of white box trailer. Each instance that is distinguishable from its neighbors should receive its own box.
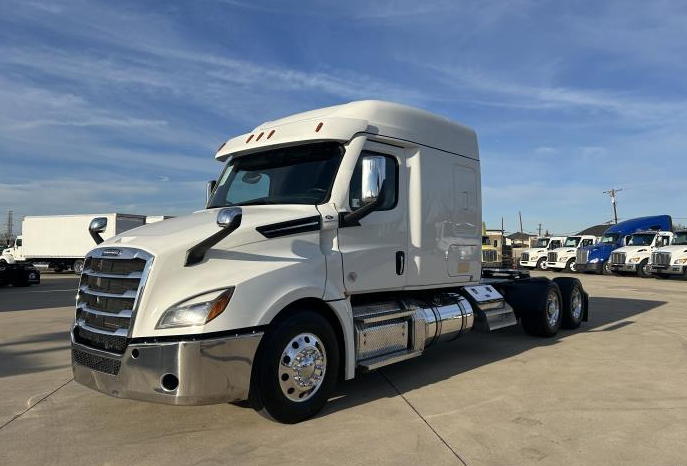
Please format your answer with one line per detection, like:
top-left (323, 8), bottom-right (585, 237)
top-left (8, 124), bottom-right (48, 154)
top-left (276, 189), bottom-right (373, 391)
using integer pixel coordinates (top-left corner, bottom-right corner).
top-left (1, 214), bottom-right (146, 273)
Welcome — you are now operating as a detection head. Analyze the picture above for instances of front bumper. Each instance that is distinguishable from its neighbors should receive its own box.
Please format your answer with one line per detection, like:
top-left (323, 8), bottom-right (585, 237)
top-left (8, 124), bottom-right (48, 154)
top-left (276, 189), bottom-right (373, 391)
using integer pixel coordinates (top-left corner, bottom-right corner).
top-left (576, 262), bottom-right (602, 273)
top-left (519, 260), bottom-right (539, 268)
top-left (650, 265), bottom-right (686, 275)
top-left (610, 263), bottom-right (638, 273)
top-left (72, 329), bottom-right (263, 405)
top-left (547, 261), bottom-right (568, 270)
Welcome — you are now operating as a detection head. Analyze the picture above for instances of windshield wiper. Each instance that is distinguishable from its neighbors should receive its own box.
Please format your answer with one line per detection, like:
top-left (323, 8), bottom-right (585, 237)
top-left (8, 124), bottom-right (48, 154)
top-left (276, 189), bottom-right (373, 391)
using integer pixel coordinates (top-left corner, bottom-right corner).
top-left (231, 199), bottom-right (279, 206)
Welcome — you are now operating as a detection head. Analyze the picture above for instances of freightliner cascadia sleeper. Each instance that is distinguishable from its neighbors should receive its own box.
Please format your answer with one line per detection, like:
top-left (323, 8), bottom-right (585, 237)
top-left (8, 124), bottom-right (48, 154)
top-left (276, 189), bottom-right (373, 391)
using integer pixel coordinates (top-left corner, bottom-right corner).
top-left (71, 101), bottom-right (590, 423)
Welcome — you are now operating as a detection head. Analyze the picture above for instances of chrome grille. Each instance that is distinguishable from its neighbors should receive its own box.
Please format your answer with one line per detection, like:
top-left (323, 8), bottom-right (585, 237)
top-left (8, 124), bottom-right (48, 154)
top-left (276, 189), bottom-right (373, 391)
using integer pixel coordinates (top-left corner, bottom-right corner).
top-left (576, 249), bottom-right (589, 264)
top-left (521, 252), bottom-right (530, 262)
top-left (652, 252), bottom-right (671, 266)
top-left (75, 248), bottom-right (152, 355)
top-left (611, 252), bottom-right (626, 265)
top-left (548, 252), bottom-right (557, 262)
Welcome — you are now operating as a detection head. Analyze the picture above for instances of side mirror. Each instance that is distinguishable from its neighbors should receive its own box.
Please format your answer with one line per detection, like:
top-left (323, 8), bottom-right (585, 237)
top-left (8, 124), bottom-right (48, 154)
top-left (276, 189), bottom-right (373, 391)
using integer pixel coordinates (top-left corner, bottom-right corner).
top-left (360, 155), bottom-right (387, 205)
top-left (206, 180), bottom-right (217, 206)
top-left (185, 207), bottom-right (243, 266)
top-left (89, 217), bottom-right (108, 245)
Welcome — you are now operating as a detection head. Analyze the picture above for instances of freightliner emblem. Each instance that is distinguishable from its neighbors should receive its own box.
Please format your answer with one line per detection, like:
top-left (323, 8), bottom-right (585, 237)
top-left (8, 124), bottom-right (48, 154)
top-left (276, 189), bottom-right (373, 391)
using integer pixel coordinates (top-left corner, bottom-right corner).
top-left (102, 249), bottom-right (122, 257)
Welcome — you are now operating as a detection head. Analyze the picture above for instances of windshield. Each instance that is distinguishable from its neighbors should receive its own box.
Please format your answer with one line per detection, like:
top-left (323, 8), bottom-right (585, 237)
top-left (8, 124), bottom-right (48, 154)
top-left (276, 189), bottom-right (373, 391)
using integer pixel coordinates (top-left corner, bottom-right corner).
top-left (534, 238), bottom-right (549, 248)
top-left (672, 232), bottom-right (687, 245)
top-left (548, 240), bottom-right (562, 249)
top-left (628, 233), bottom-right (655, 246)
top-left (208, 142), bottom-right (344, 208)
top-left (599, 233), bottom-right (619, 244)
top-left (564, 237), bottom-right (581, 248)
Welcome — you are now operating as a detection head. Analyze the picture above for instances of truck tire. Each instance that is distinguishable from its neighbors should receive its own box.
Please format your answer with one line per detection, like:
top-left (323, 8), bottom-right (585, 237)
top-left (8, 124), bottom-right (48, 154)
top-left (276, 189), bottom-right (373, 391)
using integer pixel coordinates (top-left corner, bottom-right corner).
top-left (636, 259), bottom-right (650, 278)
top-left (505, 279), bottom-right (563, 337)
top-left (601, 260), bottom-right (612, 275)
top-left (552, 277), bottom-right (586, 329)
top-left (564, 258), bottom-right (576, 273)
top-left (250, 311), bottom-right (339, 424)
top-left (73, 259), bottom-right (84, 275)
top-left (536, 257), bottom-right (547, 270)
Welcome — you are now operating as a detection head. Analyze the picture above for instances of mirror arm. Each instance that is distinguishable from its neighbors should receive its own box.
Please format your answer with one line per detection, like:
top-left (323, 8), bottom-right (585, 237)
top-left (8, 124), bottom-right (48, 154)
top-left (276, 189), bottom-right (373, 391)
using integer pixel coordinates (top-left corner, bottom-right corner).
top-left (341, 197), bottom-right (382, 227)
top-left (185, 210), bottom-right (242, 267)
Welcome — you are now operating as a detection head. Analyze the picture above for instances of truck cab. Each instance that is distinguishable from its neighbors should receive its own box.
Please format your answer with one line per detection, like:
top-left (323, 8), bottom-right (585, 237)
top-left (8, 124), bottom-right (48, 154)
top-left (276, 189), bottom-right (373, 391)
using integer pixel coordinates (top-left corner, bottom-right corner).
top-left (70, 101), bottom-right (590, 423)
top-left (519, 236), bottom-right (565, 270)
top-left (575, 216), bottom-right (673, 275)
top-left (0, 236), bottom-right (23, 265)
top-left (546, 235), bottom-right (597, 272)
top-left (649, 230), bottom-right (687, 279)
top-left (609, 230), bottom-right (673, 277)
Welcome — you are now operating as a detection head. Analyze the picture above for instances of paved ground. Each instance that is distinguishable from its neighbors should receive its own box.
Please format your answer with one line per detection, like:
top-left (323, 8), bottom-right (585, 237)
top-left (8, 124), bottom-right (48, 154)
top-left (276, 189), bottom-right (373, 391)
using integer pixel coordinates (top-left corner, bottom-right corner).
top-left (1, 271), bottom-right (686, 466)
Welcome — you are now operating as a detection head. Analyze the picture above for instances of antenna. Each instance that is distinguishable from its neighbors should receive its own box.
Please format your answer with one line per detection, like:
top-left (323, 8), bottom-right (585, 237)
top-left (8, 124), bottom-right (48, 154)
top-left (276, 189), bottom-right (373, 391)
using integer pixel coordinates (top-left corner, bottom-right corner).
top-left (603, 188), bottom-right (624, 224)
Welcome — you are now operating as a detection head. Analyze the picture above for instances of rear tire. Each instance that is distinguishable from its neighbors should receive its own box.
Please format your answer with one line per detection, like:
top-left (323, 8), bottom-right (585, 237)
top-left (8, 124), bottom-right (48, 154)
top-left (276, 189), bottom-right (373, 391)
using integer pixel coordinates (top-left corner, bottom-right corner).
top-left (250, 311), bottom-right (339, 424)
top-left (505, 279), bottom-right (563, 337)
top-left (553, 277), bottom-right (586, 329)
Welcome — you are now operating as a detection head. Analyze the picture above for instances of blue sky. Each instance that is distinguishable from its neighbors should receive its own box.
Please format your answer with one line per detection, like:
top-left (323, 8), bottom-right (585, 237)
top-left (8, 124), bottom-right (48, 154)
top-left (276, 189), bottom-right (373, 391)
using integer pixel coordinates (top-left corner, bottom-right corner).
top-left (1, 0), bottom-right (686, 235)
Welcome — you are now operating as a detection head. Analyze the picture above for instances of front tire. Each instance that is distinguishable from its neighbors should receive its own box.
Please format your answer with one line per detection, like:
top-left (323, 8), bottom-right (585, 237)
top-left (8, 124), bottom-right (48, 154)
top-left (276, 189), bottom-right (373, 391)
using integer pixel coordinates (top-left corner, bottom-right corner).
top-left (637, 259), bottom-right (650, 278)
top-left (250, 311), bottom-right (339, 424)
top-left (536, 257), bottom-right (548, 270)
top-left (601, 260), bottom-right (612, 275)
top-left (564, 258), bottom-right (576, 273)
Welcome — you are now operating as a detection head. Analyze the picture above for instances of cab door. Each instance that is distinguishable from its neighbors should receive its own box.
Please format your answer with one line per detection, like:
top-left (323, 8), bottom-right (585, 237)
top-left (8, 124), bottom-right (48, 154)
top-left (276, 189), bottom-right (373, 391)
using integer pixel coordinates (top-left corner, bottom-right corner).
top-left (337, 141), bottom-right (407, 293)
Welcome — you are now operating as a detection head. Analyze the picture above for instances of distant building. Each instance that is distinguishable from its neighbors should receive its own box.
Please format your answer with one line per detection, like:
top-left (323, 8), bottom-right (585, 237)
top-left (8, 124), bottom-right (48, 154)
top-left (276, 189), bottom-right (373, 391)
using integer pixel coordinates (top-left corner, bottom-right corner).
top-left (507, 231), bottom-right (538, 247)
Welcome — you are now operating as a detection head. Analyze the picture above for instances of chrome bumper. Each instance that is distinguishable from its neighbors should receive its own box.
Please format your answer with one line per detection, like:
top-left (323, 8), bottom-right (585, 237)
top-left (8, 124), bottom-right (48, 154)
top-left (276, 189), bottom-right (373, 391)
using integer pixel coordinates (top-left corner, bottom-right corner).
top-left (610, 263), bottom-right (637, 272)
top-left (72, 329), bottom-right (263, 405)
top-left (650, 265), bottom-right (686, 275)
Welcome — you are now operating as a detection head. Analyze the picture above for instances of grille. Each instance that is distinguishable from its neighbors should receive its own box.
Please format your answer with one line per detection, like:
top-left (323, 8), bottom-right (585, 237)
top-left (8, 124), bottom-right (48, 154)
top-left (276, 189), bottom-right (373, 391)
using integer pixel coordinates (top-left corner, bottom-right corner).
top-left (576, 249), bottom-right (589, 264)
top-left (548, 252), bottom-right (557, 262)
top-left (75, 326), bottom-right (128, 353)
top-left (611, 252), bottom-right (626, 265)
top-left (652, 252), bottom-right (671, 266)
top-left (482, 250), bottom-right (498, 263)
top-left (72, 348), bottom-right (121, 375)
top-left (521, 252), bottom-right (530, 262)
top-left (75, 248), bottom-right (152, 355)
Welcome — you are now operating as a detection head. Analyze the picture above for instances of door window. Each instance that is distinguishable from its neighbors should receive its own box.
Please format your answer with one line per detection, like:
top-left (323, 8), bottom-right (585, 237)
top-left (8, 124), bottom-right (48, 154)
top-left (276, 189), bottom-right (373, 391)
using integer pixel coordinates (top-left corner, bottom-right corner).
top-left (349, 151), bottom-right (398, 211)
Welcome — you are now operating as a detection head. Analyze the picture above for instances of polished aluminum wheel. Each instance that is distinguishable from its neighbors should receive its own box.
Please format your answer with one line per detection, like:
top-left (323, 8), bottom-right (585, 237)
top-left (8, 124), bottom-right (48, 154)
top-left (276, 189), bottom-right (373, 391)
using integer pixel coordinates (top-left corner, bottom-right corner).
top-left (571, 287), bottom-right (583, 320)
top-left (278, 333), bottom-right (327, 402)
top-left (546, 290), bottom-right (561, 328)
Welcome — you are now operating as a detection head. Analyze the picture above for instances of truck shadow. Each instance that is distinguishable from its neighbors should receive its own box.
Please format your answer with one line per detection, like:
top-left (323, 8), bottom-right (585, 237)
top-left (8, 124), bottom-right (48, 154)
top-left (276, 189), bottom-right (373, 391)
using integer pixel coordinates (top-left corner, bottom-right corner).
top-left (0, 330), bottom-right (72, 378)
top-left (320, 296), bottom-right (666, 418)
top-left (0, 277), bottom-right (80, 312)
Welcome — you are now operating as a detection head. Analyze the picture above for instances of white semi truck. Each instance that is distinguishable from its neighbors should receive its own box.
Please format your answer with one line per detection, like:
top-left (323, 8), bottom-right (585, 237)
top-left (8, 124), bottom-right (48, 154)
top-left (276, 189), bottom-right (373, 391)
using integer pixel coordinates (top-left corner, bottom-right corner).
top-left (609, 230), bottom-right (673, 278)
top-left (71, 101), bottom-right (590, 423)
top-left (1, 214), bottom-right (146, 274)
top-left (519, 236), bottom-right (565, 270)
top-left (546, 235), bottom-right (598, 272)
top-left (649, 231), bottom-right (687, 279)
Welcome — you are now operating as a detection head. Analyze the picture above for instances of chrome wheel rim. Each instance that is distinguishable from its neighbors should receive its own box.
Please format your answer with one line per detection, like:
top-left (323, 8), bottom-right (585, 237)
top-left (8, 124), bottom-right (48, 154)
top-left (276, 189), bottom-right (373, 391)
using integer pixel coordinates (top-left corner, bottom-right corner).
top-left (546, 290), bottom-right (560, 328)
top-left (571, 288), bottom-right (583, 320)
top-left (569, 260), bottom-right (577, 272)
top-left (278, 333), bottom-right (327, 402)
top-left (540, 259), bottom-right (547, 270)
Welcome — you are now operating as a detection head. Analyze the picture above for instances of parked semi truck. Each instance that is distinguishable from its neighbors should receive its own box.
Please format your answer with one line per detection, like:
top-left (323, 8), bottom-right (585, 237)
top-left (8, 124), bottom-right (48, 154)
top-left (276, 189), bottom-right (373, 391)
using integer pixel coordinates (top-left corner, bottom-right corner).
top-left (649, 230), bottom-right (687, 279)
top-left (609, 229), bottom-right (673, 277)
top-left (546, 235), bottom-right (598, 272)
top-left (1, 214), bottom-right (147, 274)
top-left (519, 236), bottom-right (565, 270)
top-left (71, 101), bottom-right (590, 423)
top-left (575, 216), bottom-right (672, 275)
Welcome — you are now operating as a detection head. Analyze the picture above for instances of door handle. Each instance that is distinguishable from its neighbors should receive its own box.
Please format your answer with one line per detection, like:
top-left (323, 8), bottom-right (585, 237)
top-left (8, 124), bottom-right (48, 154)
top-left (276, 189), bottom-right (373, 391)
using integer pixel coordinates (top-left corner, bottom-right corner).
top-left (396, 251), bottom-right (405, 275)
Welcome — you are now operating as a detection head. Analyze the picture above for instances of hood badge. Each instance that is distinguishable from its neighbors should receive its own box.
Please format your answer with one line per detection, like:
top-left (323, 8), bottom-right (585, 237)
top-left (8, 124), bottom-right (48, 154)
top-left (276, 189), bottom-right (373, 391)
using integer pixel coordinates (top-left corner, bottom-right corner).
top-left (102, 248), bottom-right (122, 257)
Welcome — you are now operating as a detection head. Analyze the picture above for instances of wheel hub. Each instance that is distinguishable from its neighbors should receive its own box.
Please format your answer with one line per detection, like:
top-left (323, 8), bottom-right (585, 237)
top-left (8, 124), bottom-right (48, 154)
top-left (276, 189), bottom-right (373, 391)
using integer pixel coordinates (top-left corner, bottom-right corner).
top-left (279, 333), bottom-right (326, 402)
top-left (546, 291), bottom-right (560, 327)
top-left (571, 288), bottom-right (583, 319)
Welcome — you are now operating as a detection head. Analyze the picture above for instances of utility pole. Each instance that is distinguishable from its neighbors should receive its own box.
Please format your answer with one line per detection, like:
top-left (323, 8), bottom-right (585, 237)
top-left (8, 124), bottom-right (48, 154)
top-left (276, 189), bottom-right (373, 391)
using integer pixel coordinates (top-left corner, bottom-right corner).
top-left (518, 211), bottom-right (523, 234)
top-left (603, 188), bottom-right (623, 224)
top-left (537, 223), bottom-right (542, 237)
top-left (5, 210), bottom-right (13, 245)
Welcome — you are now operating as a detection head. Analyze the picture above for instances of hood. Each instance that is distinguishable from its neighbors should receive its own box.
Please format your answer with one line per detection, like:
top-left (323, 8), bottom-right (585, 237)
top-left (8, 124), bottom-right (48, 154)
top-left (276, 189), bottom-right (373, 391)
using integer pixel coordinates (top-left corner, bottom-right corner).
top-left (98, 205), bottom-right (321, 257)
top-left (655, 245), bottom-right (687, 256)
top-left (550, 246), bottom-right (577, 255)
top-left (613, 245), bottom-right (652, 255)
top-left (523, 247), bottom-right (547, 255)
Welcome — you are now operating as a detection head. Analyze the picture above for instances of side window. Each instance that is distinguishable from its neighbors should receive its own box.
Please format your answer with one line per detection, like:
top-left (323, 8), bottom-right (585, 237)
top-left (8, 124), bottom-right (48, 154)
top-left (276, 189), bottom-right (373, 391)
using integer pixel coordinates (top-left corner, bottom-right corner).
top-left (225, 171), bottom-right (271, 204)
top-left (16, 238), bottom-right (22, 247)
top-left (582, 239), bottom-right (593, 247)
top-left (349, 151), bottom-right (398, 211)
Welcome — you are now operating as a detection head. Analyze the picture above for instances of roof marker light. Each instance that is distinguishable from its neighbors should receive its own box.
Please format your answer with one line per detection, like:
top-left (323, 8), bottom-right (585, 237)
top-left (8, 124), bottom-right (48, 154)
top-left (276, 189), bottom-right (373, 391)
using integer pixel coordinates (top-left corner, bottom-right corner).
top-left (267, 129), bottom-right (275, 139)
top-left (246, 134), bottom-right (254, 143)
top-left (315, 122), bottom-right (323, 132)
top-left (256, 132), bottom-right (264, 141)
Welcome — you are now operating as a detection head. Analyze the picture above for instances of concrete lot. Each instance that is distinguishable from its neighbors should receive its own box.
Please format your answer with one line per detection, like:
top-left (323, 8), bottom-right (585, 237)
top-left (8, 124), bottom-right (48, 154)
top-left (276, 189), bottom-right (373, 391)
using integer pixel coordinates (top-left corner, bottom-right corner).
top-left (0, 271), bottom-right (686, 466)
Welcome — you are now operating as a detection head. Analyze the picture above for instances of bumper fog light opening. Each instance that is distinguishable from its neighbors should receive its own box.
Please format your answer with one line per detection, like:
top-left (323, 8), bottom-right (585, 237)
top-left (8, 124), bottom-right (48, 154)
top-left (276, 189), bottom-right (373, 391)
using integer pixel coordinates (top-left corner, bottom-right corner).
top-left (161, 373), bottom-right (179, 392)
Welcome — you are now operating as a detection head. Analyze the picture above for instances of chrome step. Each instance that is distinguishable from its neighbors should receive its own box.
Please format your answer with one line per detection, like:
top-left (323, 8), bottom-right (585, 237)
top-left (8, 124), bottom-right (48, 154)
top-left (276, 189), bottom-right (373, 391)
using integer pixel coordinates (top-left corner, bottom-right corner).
top-left (358, 350), bottom-right (422, 371)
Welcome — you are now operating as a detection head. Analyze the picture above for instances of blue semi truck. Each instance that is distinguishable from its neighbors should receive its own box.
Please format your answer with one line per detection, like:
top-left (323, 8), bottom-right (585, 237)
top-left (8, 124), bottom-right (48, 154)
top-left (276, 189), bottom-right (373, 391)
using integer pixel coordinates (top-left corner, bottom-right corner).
top-left (575, 215), bottom-right (673, 275)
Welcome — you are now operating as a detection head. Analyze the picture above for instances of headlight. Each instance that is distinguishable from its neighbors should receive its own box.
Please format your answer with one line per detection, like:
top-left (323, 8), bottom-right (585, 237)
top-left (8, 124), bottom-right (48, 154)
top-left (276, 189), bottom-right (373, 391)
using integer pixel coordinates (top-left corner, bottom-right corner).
top-left (559, 256), bottom-right (569, 262)
top-left (674, 258), bottom-right (687, 264)
top-left (157, 288), bottom-right (234, 329)
top-left (589, 258), bottom-right (600, 263)
top-left (629, 257), bottom-right (641, 263)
